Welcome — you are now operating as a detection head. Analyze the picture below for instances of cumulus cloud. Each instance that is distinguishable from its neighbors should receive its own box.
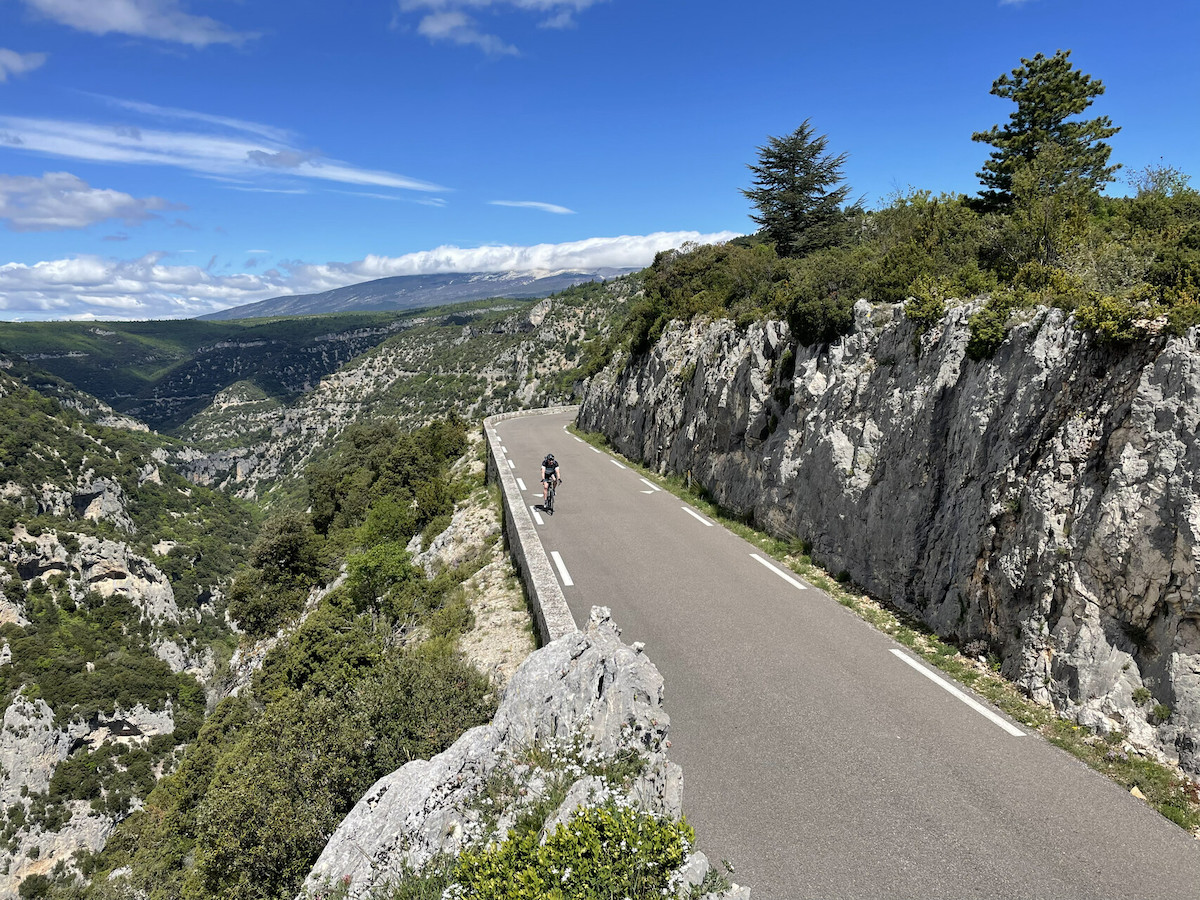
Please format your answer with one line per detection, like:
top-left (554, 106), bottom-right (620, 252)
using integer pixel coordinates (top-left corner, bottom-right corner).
top-left (0, 230), bottom-right (739, 320)
top-left (20, 0), bottom-right (255, 47)
top-left (0, 49), bottom-right (48, 82)
top-left (490, 200), bottom-right (575, 214)
top-left (398, 0), bottom-right (605, 54)
top-left (0, 111), bottom-right (446, 192)
top-left (0, 171), bottom-right (176, 231)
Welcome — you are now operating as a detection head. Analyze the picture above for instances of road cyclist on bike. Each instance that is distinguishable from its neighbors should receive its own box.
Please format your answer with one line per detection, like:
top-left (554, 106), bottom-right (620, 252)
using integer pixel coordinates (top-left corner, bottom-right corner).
top-left (540, 452), bottom-right (562, 513)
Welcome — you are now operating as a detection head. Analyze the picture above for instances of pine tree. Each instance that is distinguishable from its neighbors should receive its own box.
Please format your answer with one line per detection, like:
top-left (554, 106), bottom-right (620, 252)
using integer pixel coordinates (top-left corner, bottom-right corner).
top-left (742, 120), bottom-right (851, 257)
top-left (972, 50), bottom-right (1120, 210)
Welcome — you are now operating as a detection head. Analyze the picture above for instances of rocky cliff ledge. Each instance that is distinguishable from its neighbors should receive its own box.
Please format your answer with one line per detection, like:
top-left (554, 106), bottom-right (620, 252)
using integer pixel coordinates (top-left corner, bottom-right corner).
top-left (302, 607), bottom-right (744, 899)
top-left (579, 302), bottom-right (1200, 776)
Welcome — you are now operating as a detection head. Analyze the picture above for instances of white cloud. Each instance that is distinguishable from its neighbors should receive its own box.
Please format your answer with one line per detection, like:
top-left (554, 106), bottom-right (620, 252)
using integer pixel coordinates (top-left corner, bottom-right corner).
top-left (417, 11), bottom-right (519, 55)
top-left (0, 49), bottom-right (48, 82)
top-left (0, 112), bottom-right (447, 192)
top-left (490, 200), bottom-right (575, 214)
top-left (0, 231), bottom-right (740, 320)
top-left (0, 171), bottom-right (175, 231)
top-left (21, 0), bottom-right (255, 47)
top-left (398, 0), bottom-right (605, 54)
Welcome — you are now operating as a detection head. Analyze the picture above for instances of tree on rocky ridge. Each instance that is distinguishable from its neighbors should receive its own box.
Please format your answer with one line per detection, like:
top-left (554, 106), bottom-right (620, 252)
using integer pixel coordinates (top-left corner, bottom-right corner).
top-left (972, 49), bottom-right (1120, 211)
top-left (742, 119), bottom-right (852, 258)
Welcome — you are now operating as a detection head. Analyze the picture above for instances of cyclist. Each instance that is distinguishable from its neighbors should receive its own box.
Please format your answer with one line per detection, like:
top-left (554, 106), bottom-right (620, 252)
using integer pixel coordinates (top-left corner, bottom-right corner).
top-left (541, 452), bottom-right (562, 510)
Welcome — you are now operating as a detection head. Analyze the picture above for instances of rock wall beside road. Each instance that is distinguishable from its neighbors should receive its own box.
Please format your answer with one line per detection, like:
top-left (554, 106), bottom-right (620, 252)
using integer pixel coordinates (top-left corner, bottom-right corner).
top-left (579, 301), bottom-right (1200, 775)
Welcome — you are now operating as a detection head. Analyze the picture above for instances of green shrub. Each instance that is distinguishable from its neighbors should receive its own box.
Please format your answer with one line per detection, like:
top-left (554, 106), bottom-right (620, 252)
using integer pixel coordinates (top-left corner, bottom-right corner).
top-left (1132, 687), bottom-right (1152, 705)
top-left (454, 802), bottom-right (694, 900)
top-left (966, 295), bottom-right (1016, 360)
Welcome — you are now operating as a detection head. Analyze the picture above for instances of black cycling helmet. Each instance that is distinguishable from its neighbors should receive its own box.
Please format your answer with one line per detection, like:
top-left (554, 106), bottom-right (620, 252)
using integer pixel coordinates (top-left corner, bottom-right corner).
top-left (544, 452), bottom-right (556, 462)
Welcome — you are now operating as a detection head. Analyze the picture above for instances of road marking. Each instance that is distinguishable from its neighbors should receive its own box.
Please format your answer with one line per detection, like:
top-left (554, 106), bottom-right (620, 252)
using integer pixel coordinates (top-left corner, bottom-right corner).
top-left (639, 478), bottom-right (661, 492)
top-left (517, 478), bottom-right (527, 491)
top-left (888, 649), bottom-right (1025, 737)
top-left (640, 490), bottom-right (655, 495)
top-left (507, 459), bottom-right (516, 469)
top-left (550, 551), bottom-right (574, 586)
top-left (530, 505), bottom-right (544, 526)
top-left (592, 447), bottom-right (602, 454)
top-left (750, 554), bottom-right (807, 591)
top-left (573, 437), bottom-right (584, 443)
top-left (610, 459), bottom-right (626, 470)
top-left (682, 506), bottom-right (714, 527)
top-left (500, 445), bottom-right (508, 454)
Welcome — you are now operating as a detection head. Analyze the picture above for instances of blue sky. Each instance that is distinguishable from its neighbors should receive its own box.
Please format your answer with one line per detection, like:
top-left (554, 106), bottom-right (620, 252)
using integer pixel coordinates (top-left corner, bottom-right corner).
top-left (0, 0), bottom-right (1197, 320)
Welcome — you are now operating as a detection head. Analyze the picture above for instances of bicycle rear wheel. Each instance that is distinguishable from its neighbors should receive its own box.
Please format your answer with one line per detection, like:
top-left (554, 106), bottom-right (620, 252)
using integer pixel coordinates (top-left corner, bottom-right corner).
top-left (546, 485), bottom-right (555, 514)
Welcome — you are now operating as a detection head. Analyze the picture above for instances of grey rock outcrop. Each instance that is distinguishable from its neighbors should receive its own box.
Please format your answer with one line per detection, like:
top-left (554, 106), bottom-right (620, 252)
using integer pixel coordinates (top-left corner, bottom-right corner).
top-left (579, 303), bottom-right (1200, 775)
top-left (302, 608), bottom-right (720, 898)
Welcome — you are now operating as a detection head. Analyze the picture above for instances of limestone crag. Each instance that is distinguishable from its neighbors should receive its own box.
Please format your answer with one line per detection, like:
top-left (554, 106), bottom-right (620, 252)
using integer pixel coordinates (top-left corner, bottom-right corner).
top-left (580, 302), bottom-right (1200, 775)
top-left (302, 608), bottom-right (743, 899)
top-left (0, 697), bottom-right (175, 896)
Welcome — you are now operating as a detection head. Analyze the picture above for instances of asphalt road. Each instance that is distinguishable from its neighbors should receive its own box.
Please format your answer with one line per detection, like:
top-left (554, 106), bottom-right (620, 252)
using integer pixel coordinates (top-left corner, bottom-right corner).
top-left (495, 409), bottom-right (1200, 899)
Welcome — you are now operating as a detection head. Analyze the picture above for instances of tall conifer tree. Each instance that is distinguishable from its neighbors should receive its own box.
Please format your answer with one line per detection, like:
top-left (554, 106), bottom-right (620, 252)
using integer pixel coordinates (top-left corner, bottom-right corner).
top-left (743, 120), bottom-right (851, 257)
top-left (973, 50), bottom-right (1120, 210)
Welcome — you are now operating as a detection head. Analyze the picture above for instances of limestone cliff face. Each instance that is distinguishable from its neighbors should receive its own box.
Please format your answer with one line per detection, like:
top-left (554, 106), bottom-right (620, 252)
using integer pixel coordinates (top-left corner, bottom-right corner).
top-left (579, 302), bottom-right (1200, 775)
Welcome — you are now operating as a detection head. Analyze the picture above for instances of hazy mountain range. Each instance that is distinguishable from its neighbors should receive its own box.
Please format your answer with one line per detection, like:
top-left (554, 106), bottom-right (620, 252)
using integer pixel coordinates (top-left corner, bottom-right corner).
top-left (200, 269), bottom-right (636, 320)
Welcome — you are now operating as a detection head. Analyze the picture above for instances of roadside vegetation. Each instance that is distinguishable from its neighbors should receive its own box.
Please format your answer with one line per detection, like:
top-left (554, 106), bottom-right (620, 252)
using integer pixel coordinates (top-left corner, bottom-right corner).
top-left (606, 51), bottom-right (1198, 361)
top-left (568, 424), bottom-right (1200, 838)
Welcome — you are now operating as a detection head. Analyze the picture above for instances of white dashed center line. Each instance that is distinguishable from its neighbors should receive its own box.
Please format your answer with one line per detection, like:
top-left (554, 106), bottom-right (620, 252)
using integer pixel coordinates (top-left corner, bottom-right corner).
top-left (750, 553), bottom-right (808, 590)
top-left (550, 550), bottom-right (574, 586)
top-left (888, 649), bottom-right (1025, 737)
top-left (682, 507), bottom-right (714, 527)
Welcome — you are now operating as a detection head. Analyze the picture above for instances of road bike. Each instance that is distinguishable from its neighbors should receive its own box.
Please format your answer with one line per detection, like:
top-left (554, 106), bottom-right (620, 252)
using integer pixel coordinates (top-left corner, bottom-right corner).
top-left (544, 477), bottom-right (559, 514)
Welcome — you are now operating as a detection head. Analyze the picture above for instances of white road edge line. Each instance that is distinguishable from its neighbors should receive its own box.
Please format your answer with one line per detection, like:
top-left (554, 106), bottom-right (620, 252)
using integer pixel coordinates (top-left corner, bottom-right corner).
top-left (500, 446), bottom-right (508, 454)
top-left (573, 437), bottom-right (584, 443)
top-left (749, 553), bottom-right (807, 590)
top-left (611, 459), bottom-right (627, 470)
top-left (639, 478), bottom-right (661, 492)
top-left (681, 506), bottom-right (714, 527)
top-left (517, 478), bottom-right (527, 491)
top-left (507, 459), bottom-right (516, 469)
top-left (592, 447), bottom-right (602, 454)
top-left (888, 649), bottom-right (1025, 737)
top-left (550, 550), bottom-right (574, 586)
top-left (530, 505), bottom-right (544, 526)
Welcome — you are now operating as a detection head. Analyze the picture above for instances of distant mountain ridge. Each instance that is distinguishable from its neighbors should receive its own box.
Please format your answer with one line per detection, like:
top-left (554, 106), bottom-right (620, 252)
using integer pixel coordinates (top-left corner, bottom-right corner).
top-left (200, 269), bottom-right (635, 320)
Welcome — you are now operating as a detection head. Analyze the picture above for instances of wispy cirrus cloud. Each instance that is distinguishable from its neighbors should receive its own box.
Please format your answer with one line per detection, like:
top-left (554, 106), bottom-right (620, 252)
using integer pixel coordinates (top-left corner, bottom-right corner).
top-left (490, 199), bottom-right (575, 214)
top-left (397, 0), bottom-right (605, 55)
top-left (0, 48), bottom-right (48, 82)
top-left (0, 231), bottom-right (739, 320)
top-left (20, 0), bottom-right (256, 48)
top-left (0, 171), bottom-right (177, 231)
top-left (0, 100), bottom-right (447, 193)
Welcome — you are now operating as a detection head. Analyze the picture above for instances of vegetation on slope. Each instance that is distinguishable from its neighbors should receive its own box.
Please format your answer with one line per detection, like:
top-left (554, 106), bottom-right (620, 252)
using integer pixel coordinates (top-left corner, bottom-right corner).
top-left (40, 416), bottom-right (498, 900)
top-left (615, 51), bottom-right (1198, 357)
top-left (0, 312), bottom-right (415, 431)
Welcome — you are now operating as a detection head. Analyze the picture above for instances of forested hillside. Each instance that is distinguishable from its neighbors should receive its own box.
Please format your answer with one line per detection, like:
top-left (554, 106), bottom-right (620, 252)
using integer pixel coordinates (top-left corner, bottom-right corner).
top-left (0, 313), bottom-right (417, 431)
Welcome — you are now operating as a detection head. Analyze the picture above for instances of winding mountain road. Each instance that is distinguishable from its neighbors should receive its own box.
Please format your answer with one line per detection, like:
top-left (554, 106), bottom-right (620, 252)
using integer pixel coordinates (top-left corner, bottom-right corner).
top-left (494, 409), bottom-right (1200, 899)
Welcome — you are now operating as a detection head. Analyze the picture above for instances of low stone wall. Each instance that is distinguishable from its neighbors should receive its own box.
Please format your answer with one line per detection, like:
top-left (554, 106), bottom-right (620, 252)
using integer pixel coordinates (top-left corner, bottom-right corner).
top-left (484, 408), bottom-right (578, 644)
